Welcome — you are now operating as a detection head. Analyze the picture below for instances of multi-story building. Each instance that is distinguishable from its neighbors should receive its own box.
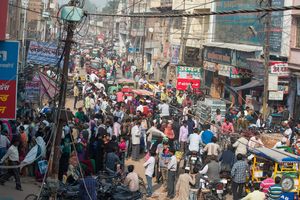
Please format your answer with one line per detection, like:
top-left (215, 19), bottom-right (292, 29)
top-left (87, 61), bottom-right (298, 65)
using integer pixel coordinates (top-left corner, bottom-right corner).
top-left (288, 0), bottom-right (300, 120)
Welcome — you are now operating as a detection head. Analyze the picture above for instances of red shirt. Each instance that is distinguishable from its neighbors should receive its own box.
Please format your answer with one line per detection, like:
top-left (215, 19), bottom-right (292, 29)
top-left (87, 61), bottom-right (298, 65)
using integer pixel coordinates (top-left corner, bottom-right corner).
top-left (221, 122), bottom-right (234, 134)
top-left (143, 106), bottom-right (150, 116)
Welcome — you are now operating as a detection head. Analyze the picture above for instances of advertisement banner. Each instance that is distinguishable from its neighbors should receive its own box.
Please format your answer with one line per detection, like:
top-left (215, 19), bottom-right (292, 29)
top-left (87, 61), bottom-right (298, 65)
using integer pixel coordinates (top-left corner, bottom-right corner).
top-left (269, 91), bottom-right (284, 100)
top-left (171, 45), bottom-right (180, 64)
top-left (268, 74), bottom-right (278, 91)
top-left (27, 41), bottom-right (62, 65)
top-left (270, 62), bottom-right (289, 77)
top-left (203, 61), bottom-right (216, 72)
top-left (0, 41), bottom-right (19, 119)
top-left (25, 81), bottom-right (40, 103)
top-left (176, 66), bottom-right (201, 90)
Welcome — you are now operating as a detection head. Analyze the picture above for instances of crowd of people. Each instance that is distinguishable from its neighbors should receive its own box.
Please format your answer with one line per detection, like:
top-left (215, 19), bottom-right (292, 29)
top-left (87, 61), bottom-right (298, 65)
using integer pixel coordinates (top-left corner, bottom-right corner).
top-left (0, 53), bottom-right (300, 200)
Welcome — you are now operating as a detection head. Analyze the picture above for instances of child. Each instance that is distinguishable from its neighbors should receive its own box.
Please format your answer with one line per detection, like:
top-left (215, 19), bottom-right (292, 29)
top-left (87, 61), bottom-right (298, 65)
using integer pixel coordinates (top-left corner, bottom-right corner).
top-left (119, 137), bottom-right (127, 169)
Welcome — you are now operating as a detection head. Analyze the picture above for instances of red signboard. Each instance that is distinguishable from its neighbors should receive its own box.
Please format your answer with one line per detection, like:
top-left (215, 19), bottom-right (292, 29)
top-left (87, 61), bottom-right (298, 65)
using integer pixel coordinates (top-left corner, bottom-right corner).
top-left (176, 78), bottom-right (201, 91)
top-left (0, 80), bottom-right (17, 119)
top-left (0, 0), bottom-right (9, 41)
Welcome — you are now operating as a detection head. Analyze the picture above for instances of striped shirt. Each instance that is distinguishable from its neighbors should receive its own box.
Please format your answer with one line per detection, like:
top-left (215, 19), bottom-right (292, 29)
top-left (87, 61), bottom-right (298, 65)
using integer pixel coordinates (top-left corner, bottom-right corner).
top-left (260, 178), bottom-right (275, 193)
top-left (267, 184), bottom-right (282, 200)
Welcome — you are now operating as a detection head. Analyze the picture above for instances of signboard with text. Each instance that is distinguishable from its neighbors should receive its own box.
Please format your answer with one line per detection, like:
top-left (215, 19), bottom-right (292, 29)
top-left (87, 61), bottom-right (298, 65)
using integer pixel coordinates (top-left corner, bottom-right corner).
top-left (27, 41), bottom-right (62, 65)
top-left (25, 81), bottom-right (40, 103)
top-left (269, 91), bottom-right (284, 100)
top-left (171, 44), bottom-right (180, 64)
top-left (0, 41), bottom-right (19, 119)
top-left (176, 66), bottom-right (201, 90)
top-left (270, 62), bottom-right (289, 77)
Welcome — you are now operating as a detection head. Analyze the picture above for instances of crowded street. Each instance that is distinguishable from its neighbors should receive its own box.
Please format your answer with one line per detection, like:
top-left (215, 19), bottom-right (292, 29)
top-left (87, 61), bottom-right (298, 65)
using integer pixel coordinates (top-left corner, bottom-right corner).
top-left (1, 0), bottom-right (300, 200)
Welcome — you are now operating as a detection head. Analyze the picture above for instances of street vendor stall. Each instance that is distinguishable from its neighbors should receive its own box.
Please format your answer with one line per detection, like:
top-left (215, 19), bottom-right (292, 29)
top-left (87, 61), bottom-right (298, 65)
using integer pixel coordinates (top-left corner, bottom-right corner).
top-left (248, 147), bottom-right (300, 198)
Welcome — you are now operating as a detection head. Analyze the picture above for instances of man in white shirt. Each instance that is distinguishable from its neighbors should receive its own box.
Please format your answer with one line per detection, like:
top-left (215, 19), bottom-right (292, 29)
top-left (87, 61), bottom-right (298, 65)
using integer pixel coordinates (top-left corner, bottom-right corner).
top-left (158, 100), bottom-right (170, 118)
top-left (143, 152), bottom-right (156, 197)
top-left (0, 139), bottom-right (22, 190)
top-left (131, 121), bottom-right (141, 161)
top-left (188, 129), bottom-right (201, 152)
top-left (124, 165), bottom-right (139, 192)
top-left (167, 149), bottom-right (177, 199)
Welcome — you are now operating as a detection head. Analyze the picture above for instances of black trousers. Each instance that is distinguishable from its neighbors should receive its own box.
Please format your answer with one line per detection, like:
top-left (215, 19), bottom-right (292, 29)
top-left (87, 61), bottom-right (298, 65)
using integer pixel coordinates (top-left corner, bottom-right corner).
top-left (232, 181), bottom-right (245, 200)
top-left (74, 96), bottom-right (78, 109)
top-left (0, 161), bottom-right (21, 189)
top-left (167, 170), bottom-right (176, 198)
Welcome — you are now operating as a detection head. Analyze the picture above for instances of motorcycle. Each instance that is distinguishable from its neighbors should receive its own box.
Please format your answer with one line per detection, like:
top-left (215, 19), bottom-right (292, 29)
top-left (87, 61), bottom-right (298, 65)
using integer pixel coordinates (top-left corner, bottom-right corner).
top-left (202, 180), bottom-right (226, 200)
top-left (184, 151), bottom-right (202, 172)
top-left (220, 171), bottom-right (232, 195)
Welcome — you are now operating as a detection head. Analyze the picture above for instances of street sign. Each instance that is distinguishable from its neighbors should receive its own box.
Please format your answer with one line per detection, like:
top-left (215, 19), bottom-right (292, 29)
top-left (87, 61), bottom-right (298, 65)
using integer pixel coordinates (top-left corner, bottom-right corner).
top-left (0, 41), bottom-right (19, 119)
top-left (25, 81), bottom-right (40, 103)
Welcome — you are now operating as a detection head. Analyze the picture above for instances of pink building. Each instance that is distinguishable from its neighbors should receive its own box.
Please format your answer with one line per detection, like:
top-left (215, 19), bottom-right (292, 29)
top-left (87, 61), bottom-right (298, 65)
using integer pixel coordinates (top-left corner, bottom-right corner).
top-left (288, 0), bottom-right (300, 120)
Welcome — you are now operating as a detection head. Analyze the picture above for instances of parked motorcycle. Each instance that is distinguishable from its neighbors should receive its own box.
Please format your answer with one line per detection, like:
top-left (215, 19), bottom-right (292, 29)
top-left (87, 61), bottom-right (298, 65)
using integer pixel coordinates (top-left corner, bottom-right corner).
top-left (202, 180), bottom-right (226, 200)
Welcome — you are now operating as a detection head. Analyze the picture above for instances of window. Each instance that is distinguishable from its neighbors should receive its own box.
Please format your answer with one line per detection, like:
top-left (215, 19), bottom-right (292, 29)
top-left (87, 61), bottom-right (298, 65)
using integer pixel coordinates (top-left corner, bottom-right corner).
top-left (296, 18), bottom-right (300, 48)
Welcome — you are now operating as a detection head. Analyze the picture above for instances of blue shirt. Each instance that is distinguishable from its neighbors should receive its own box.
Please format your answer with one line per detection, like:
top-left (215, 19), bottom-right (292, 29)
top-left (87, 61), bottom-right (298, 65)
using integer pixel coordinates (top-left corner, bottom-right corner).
top-left (201, 130), bottom-right (213, 145)
top-left (106, 152), bottom-right (120, 171)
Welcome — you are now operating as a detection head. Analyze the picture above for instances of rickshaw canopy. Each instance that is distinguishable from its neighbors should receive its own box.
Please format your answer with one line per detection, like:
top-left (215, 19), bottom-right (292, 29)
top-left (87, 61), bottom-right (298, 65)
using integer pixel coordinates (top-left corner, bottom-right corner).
top-left (117, 78), bottom-right (135, 85)
top-left (250, 147), bottom-right (300, 163)
top-left (132, 89), bottom-right (154, 96)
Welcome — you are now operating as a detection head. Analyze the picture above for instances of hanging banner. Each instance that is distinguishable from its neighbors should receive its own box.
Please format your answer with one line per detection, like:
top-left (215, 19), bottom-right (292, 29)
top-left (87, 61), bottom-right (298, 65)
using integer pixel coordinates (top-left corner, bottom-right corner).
top-left (176, 66), bottom-right (201, 90)
top-left (0, 41), bottom-right (19, 119)
top-left (268, 74), bottom-right (278, 91)
top-left (25, 81), bottom-right (40, 103)
top-left (171, 44), bottom-right (180, 65)
top-left (27, 41), bottom-right (62, 66)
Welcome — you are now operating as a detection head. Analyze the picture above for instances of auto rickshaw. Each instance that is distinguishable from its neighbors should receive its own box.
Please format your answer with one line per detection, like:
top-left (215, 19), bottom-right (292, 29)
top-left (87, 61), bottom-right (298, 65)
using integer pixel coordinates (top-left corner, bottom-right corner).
top-left (248, 147), bottom-right (300, 199)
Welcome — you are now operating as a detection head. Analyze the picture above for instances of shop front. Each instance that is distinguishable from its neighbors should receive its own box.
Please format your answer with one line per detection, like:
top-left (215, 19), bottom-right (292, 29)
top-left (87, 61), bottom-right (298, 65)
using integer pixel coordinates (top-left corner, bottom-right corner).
top-left (202, 43), bottom-right (258, 106)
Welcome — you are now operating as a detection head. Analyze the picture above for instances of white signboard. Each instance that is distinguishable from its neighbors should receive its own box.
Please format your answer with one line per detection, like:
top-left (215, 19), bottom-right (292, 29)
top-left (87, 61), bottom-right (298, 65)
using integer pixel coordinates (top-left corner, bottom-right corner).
top-left (268, 74), bottom-right (278, 91)
top-left (269, 91), bottom-right (284, 100)
top-left (270, 62), bottom-right (289, 76)
top-left (218, 64), bottom-right (231, 77)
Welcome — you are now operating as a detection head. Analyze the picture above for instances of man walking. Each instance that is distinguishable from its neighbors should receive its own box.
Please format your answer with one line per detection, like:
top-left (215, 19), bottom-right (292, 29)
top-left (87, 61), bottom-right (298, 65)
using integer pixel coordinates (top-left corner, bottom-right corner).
top-left (167, 149), bottom-right (177, 199)
top-left (0, 138), bottom-right (22, 191)
top-left (231, 153), bottom-right (248, 200)
top-left (143, 152), bottom-right (156, 197)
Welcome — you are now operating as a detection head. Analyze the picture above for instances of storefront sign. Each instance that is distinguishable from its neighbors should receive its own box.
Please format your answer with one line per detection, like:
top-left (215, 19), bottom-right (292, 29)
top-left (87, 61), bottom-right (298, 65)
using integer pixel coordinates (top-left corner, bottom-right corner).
top-left (269, 91), bottom-right (284, 100)
top-left (0, 41), bottom-right (19, 119)
top-left (268, 74), bottom-right (278, 91)
top-left (171, 44), bottom-right (180, 65)
top-left (27, 41), bottom-right (62, 66)
top-left (218, 64), bottom-right (231, 77)
top-left (270, 62), bottom-right (289, 76)
top-left (203, 61), bottom-right (216, 72)
top-left (176, 66), bottom-right (201, 90)
top-left (204, 47), bottom-right (232, 65)
top-left (25, 81), bottom-right (40, 103)
top-left (230, 67), bottom-right (252, 79)
top-left (177, 78), bottom-right (201, 90)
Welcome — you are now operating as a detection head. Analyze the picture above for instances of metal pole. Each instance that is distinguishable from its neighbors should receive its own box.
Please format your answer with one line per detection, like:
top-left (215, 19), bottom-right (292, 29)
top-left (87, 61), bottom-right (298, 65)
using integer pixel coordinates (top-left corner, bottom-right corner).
top-left (141, 1), bottom-right (147, 71)
top-left (47, 3), bottom-right (75, 198)
top-left (262, 0), bottom-right (271, 121)
top-left (21, 0), bottom-right (28, 73)
top-left (126, 0), bottom-right (135, 62)
top-left (179, 0), bottom-right (186, 64)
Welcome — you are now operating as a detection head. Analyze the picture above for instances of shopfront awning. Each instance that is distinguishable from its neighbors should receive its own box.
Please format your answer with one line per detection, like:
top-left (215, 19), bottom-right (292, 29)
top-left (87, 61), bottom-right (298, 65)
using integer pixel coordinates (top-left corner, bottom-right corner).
top-left (204, 42), bottom-right (262, 52)
top-left (231, 79), bottom-right (263, 91)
